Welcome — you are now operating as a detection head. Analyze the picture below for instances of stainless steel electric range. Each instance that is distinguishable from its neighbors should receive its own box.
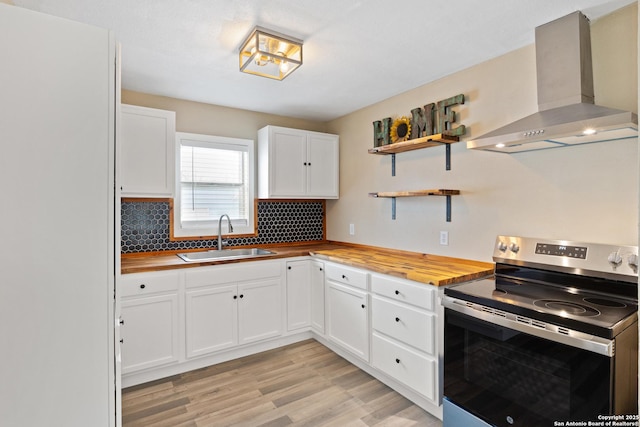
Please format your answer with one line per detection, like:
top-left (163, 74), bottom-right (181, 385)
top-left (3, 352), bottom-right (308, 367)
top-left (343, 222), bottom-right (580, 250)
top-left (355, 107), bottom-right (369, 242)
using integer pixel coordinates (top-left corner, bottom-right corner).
top-left (442, 236), bottom-right (638, 427)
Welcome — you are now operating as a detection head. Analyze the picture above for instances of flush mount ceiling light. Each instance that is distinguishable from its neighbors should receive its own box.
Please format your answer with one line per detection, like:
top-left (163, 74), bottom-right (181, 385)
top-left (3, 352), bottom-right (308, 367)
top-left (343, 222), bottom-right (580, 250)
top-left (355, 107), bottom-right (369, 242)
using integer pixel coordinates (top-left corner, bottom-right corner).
top-left (239, 27), bottom-right (303, 80)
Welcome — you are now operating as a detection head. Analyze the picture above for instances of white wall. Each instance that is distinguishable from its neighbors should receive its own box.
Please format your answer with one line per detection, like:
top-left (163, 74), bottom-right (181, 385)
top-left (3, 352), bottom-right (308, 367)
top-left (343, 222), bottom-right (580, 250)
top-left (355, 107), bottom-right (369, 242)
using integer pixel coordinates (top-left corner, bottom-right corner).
top-left (326, 4), bottom-right (638, 262)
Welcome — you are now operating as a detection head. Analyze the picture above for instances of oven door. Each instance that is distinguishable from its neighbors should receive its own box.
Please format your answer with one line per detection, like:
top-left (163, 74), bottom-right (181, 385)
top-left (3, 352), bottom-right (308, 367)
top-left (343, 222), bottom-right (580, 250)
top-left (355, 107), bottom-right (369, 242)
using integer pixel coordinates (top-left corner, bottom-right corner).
top-left (443, 306), bottom-right (613, 427)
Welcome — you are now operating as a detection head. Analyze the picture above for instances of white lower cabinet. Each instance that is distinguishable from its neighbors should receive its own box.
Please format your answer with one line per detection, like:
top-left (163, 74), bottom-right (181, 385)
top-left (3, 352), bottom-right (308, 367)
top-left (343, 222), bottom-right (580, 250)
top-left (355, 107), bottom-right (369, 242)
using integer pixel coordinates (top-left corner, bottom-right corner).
top-left (285, 259), bottom-right (326, 333)
top-left (372, 332), bottom-right (436, 401)
top-left (310, 260), bottom-right (325, 334)
top-left (119, 257), bottom-right (445, 417)
top-left (119, 271), bottom-right (181, 374)
top-left (326, 263), bottom-right (369, 362)
top-left (184, 261), bottom-right (283, 360)
top-left (370, 273), bottom-right (439, 403)
top-left (286, 260), bottom-right (311, 331)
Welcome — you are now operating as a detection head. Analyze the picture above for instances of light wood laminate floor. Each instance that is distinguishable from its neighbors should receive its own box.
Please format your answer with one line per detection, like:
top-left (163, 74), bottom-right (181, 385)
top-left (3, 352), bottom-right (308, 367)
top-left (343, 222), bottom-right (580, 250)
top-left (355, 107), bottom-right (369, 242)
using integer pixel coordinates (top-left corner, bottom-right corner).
top-left (122, 339), bottom-right (443, 427)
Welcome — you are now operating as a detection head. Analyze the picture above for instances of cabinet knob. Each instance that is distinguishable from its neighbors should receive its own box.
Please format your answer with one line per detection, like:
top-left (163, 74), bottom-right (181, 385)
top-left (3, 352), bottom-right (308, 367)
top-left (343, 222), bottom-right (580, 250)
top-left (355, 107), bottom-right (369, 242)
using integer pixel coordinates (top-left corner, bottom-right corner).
top-left (140, 284), bottom-right (146, 289)
top-left (119, 319), bottom-right (125, 325)
top-left (308, 162), bottom-right (311, 166)
top-left (240, 294), bottom-right (244, 299)
top-left (288, 266), bottom-right (292, 270)
top-left (233, 295), bottom-right (238, 299)
top-left (303, 162), bottom-right (308, 166)
top-left (394, 290), bottom-right (400, 295)
top-left (120, 339), bottom-right (124, 344)
top-left (395, 317), bottom-right (400, 322)
top-left (395, 358), bottom-right (400, 364)
top-left (319, 267), bottom-right (323, 271)
top-left (342, 275), bottom-right (347, 280)
top-left (361, 304), bottom-right (365, 309)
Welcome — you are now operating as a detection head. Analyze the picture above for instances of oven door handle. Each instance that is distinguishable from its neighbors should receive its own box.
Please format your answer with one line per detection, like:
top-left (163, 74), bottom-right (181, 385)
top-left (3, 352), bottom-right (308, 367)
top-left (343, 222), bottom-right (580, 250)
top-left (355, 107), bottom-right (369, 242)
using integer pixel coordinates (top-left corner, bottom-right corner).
top-left (442, 297), bottom-right (615, 357)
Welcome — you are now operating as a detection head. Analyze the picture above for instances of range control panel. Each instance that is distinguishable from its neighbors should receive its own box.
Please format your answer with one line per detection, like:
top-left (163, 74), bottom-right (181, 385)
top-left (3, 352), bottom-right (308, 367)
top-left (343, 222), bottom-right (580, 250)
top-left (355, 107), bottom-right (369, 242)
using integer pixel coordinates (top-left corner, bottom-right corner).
top-left (493, 235), bottom-right (638, 282)
top-left (535, 243), bottom-right (587, 259)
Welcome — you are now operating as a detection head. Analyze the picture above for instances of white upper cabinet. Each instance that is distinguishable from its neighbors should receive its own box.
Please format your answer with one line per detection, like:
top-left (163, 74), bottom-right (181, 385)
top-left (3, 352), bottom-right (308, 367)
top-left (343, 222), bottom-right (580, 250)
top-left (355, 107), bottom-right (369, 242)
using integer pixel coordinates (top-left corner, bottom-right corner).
top-left (120, 104), bottom-right (176, 197)
top-left (258, 126), bottom-right (339, 199)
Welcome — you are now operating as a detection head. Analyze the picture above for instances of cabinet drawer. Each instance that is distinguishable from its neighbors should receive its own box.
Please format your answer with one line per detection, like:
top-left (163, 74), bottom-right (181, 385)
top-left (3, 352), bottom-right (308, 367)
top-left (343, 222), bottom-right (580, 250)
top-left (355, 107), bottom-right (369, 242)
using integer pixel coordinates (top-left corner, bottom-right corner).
top-left (372, 333), bottom-right (436, 401)
top-left (371, 274), bottom-right (435, 311)
top-left (325, 263), bottom-right (368, 290)
top-left (372, 296), bottom-right (435, 355)
top-left (185, 260), bottom-right (282, 288)
top-left (120, 271), bottom-right (180, 297)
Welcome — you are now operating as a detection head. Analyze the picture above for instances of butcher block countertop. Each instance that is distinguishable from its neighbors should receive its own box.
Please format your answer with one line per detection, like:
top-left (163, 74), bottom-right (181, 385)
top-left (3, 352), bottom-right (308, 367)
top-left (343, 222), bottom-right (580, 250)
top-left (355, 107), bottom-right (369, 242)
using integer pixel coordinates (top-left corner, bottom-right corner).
top-left (121, 241), bottom-right (494, 286)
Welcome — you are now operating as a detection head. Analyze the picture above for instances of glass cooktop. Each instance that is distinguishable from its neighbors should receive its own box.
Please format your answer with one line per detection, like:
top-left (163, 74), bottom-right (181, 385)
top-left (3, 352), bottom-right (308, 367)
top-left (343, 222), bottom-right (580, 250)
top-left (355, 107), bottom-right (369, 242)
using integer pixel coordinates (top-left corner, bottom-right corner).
top-left (445, 278), bottom-right (638, 339)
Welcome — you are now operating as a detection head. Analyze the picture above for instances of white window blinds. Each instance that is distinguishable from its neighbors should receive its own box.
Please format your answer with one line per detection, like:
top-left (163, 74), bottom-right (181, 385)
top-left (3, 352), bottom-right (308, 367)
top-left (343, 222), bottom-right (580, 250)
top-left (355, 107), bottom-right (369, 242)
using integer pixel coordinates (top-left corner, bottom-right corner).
top-left (175, 133), bottom-right (255, 236)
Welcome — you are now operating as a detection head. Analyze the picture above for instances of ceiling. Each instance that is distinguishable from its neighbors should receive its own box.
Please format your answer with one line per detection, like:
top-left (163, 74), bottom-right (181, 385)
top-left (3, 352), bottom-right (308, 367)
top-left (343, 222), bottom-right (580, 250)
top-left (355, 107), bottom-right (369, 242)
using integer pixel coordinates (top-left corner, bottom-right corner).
top-left (12, 0), bottom-right (637, 121)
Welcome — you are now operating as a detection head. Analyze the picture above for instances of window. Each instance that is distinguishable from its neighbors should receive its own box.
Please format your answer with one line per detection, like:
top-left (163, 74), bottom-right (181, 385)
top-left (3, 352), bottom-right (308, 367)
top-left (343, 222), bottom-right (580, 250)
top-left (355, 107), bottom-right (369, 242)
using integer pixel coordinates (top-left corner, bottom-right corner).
top-left (174, 132), bottom-right (255, 238)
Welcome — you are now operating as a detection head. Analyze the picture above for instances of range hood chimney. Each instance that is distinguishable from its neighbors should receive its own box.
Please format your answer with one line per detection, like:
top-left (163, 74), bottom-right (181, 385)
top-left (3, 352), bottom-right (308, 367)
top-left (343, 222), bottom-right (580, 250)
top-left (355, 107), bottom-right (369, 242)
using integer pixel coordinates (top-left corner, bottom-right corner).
top-left (467, 11), bottom-right (637, 153)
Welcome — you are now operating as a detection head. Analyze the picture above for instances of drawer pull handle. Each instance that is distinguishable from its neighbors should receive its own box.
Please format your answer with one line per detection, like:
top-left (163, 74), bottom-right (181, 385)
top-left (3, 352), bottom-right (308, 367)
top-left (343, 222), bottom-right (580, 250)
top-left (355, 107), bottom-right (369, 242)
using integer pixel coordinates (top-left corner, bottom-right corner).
top-left (394, 290), bottom-right (400, 295)
top-left (395, 317), bottom-right (400, 322)
top-left (140, 284), bottom-right (146, 289)
top-left (395, 358), bottom-right (400, 364)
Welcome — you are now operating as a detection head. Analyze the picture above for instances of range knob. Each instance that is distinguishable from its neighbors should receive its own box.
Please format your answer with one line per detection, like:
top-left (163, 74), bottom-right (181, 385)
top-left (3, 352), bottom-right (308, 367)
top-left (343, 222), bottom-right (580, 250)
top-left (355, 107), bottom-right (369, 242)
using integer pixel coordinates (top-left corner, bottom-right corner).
top-left (509, 243), bottom-right (520, 253)
top-left (628, 254), bottom-right (638, 268)
top-left (608, 251), bottom-right (623, 265)
top-left (497, 241), bottom-right (508, 252)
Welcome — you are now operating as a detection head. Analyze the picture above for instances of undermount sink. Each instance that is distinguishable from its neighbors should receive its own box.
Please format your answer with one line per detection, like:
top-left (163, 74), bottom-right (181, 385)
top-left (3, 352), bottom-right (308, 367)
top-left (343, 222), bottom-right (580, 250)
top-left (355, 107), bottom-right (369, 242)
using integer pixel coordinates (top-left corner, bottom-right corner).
top-left (177, 248), bottom-right (275, 262)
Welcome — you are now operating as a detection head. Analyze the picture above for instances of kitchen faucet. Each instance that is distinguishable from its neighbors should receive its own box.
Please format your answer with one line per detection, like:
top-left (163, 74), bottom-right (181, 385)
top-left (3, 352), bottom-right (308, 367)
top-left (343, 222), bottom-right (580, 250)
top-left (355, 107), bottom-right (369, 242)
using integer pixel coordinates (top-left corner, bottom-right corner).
top-left (217, 214), bottom-right (234, 250)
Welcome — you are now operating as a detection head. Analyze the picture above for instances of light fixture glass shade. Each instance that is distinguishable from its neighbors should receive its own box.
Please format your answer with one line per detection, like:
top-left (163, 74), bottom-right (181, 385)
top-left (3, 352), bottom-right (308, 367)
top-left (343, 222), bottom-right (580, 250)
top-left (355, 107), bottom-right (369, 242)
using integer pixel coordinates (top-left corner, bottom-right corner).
top-left (239, 27), bottom-right (302, 80)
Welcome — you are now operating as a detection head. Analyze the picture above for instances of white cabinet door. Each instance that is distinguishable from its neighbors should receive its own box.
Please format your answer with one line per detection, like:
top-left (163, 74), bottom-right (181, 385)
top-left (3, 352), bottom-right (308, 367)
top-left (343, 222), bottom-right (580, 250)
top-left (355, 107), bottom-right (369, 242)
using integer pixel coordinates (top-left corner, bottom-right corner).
top-left (239, 279), bottom-right (283, 345)
top-left (286, 260), bottom-right (311, 331)
top-left (258, 125), bottom-right (339, 199)
top-left (310, 260), bottom-right (325, 334)
top-left (185, 285), bottom-right (238, 358)
top-left (120, 104), bottom-right (175, 197)
top-left (307, 133), bottom-right (339, 197)
top-left (121, 293), bottom-right (179, 373)
top-left (268, 128), bottom-right (307, 197)
top-left (327, 281), bottom-right (369, 361)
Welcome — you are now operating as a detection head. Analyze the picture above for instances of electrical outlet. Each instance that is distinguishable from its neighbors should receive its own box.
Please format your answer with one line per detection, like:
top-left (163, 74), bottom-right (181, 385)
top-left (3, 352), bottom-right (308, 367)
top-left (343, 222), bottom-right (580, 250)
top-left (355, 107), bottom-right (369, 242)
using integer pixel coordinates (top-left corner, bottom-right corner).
top-left (349, 223), bottom-right (355, 235)
top-left (440, 231), bottom-right (449, 246)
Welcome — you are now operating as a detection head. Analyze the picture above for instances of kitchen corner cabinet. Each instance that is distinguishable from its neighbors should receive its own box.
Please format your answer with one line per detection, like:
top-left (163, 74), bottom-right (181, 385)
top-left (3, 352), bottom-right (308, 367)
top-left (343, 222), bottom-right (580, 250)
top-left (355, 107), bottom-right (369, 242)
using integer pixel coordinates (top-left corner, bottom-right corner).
top-left (286, 260), bottom-right (311, 331)
top-left (258, 125), bottom-right (339, 199)
top-left (120, 104), bottom-right (176, 197)
top-left (119, 271), bottom-right (181, 374)
top-left (184, 261), bottom-right (283, 359)
top-left (285, 259), bottom-right (326, 333)
top-left (310, 260), bottom-right (325, 334)
top-left (325, 263), bottom-right (370, 362)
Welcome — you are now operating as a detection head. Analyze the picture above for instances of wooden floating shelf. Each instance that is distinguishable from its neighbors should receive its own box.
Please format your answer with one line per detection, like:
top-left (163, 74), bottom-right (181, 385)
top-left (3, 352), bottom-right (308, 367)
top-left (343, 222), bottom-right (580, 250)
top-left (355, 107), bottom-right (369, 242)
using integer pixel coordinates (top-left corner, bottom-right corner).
top-left (368, 133), bottom-right (459, 175)
top-left (368, 133), bottom-right (459, 155)
top-left (369, 189), bottom-right (460, 221)
top-left (368, 189), bottom-right (460, 198)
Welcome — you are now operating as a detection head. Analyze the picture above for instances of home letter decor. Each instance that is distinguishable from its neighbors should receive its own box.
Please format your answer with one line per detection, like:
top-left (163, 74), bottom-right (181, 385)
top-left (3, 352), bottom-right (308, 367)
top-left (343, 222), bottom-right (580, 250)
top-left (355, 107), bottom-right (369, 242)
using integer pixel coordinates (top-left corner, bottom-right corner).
top-left (373, 94), bottom-right (465, 147)
top-left (436, 94), bottom-right (465, 137)
top-left (372, 117), bottom-right (392, 147)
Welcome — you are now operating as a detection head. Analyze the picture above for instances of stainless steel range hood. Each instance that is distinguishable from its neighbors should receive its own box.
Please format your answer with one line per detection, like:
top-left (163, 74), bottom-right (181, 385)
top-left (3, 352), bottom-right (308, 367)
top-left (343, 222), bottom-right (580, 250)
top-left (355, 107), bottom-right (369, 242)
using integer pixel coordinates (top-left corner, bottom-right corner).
top-left (467, 11), bottom-right (637, 153)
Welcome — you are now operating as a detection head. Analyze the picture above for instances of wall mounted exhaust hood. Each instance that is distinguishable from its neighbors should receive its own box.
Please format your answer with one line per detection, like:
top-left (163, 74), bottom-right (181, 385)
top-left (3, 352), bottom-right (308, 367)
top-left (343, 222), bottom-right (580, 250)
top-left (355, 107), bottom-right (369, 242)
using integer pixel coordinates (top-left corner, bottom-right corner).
top-left (467, 11), bottom-right (638, 153)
